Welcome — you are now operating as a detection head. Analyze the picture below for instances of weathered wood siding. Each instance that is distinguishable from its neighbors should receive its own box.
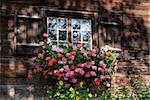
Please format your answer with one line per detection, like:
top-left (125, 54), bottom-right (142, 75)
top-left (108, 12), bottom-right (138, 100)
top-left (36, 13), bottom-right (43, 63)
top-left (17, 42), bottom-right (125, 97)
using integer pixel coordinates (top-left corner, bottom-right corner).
top-left (0, 0), bottom-right (150, 99)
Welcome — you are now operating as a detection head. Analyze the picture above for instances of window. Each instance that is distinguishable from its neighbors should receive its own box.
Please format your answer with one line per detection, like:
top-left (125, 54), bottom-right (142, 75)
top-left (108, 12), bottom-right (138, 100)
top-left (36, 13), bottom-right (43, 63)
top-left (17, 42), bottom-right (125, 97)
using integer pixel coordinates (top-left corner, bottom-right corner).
top-left (15, 15), bottom-right (44, 55)
top-left (47, 17), bottom-right (92, 49)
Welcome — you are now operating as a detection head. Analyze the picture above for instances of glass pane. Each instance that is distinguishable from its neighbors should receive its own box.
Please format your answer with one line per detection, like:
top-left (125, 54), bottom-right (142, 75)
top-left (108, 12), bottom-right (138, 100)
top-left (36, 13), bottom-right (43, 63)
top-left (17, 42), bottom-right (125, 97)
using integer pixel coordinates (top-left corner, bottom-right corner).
top-left (48, 18), bottom-right (57, 29)
top-left (59, 30), bottom-right (67, 40)
top-left (58, 18), bottom-right (67, 29)
top-left (51, 42), bottom-right (57, 48)
top-left (81, 19), bottom-right (91, 31)
top-left (48, 29), bottom-right (57, 40)
top-left (82, 31), bottom-right (91, 42)
top-left (73, 31), bottom-right (81, 42)
top-left (59, 42), bottom-right (68, 48)
top-left (72, 19), bottom-right (80, 29)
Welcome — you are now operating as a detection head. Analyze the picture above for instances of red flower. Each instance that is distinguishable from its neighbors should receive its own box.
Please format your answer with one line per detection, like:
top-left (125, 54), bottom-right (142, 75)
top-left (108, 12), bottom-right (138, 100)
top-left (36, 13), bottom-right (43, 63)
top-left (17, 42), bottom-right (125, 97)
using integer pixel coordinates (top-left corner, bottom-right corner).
top-left (48, 60), bottom-right (54, 66)
top-left (77, 63), bottom-right (82, 67)
top-left (85, 72), bottom-right (91, 78)
top-left (27, 74), bottom-right (33, 78)
top-left (37, 67), bottom-right (42, 72)
top-left (33, 49), bottom-right (39, 54)
top-left (53, 72), bottom-right (64, 77)
top-left (69, 43), bottom-right (73, 47)
top-left (45, 56), bottom-right (50, 61)
top-left (57, 53), bottom-right (63, 58)
top-left (87, 51), bottom-right (93, 57)
top-left (38, 53), bottom-right (42, 58)
top-left (81, 43), bottom-right (86, 46)
top-left (100, 68), bottom-right (105, 73)
top-left (43, 33), bottom-right (48, 38)
top-left (94, 78), bottom-right (101, 86)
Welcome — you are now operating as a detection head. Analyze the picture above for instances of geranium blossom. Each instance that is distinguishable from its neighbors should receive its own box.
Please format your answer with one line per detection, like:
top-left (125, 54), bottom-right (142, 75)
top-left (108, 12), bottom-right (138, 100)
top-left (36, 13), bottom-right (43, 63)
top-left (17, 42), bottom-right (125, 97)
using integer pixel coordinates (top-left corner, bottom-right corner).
top-left (28, 37), bottom-right (116, 98)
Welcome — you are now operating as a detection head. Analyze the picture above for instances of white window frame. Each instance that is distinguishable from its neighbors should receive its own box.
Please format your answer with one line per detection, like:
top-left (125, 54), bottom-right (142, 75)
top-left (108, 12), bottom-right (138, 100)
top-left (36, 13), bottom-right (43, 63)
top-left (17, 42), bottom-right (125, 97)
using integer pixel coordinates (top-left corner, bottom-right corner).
top-left (47, 17), bottom-right (92, 49)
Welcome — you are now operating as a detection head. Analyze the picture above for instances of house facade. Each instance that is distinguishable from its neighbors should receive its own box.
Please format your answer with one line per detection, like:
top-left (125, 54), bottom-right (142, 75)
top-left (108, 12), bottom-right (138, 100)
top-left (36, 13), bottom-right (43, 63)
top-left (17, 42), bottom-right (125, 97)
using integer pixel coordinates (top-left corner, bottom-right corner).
top-left (0, 0), bottom-right (150, 99)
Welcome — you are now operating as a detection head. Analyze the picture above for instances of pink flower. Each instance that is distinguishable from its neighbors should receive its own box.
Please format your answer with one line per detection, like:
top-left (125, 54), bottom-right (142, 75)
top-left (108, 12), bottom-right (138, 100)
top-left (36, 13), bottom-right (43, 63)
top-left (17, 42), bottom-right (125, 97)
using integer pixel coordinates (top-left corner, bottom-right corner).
top-left (71, 79), bottom-right (77, 83)
top-left (87, 33), bottom-right (91, 38)
top-left (85, 72), bottom-right (91, 78)
top-left (65, 72), bottom-right (70, 78)
top-left (38, 53), bottom-right (42, 58)
top-left (100, 54), bottom-right (105, 58)
top-left (92, 49), bottom-right (97, 53)
top-left (63, 66), bottom-right (70, 72)
top-left (75, 68), bottom-right (81, 73)
top-left (43, 33), bottom-right (48, 38)
top-left (37, 67), bottom-right (42, 72)
top-left (69, 71), bottom-right (75, 76)
top-left (27, 74), bottom-right (33, 78)
top-left (43, 71), bottom-right (47, 75)
top-left (92, 66), bottom-right (97, 70)
top-left (72, 46), bottom-right (77, 50)
top-left (45, 56), bottom-right (50, 61)
top-left (69, 43), bottom-right (73, 47)
top-left (83, 53), bottom-right (87, 56)
top-left (33, 69), bottom-right (37, 73)
top-left (33, 49), bottom-right (38, 54)
top-left (59, 68), bottom-right (64, 72)
top-left (81, 64), bottom-right (84, 68)
top-left (90, 71), bottom-right (96, 76)
top-left (80, 49), bottom-right (85, 53)
top-left (57, 53), bottom-right (63, 58)
top-left (91, 61), bottom-right (95, 65)
top-left (31, 57), bottom-right (36, 61)
top-left (94, 78), bottom-right (101, 86)
top-left (86, 62), bottom-right (91, 68)
top-left (62, 58), bottom-right (67, 64)
top-left (71, 50), bottom-right (76, 55)
top-left (39, 41), bottom-right (44, 45)
top-left (52, 47), bottom-right (60, 52)
top-left (64, 77), bottom-right (68, 80)
top-left (100, 61), bottom-right (106, 68)
top-left (100, 75), bottom-right (104, 79)
top-left (100, 68), bottom-right (105, 73)
top-left (79, 69), bottom-right (85, 75)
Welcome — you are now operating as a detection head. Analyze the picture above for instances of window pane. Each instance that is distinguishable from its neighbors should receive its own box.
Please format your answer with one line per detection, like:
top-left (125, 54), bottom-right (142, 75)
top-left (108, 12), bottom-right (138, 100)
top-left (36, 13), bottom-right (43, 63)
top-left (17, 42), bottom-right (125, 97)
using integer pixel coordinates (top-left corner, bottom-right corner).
top-left (81, 19), bottom-right (91, 31)
top-left (73, 31), bottom-right (81, 42)
top-left (58, 18), bottom-right (67, 29)
top-left (48, 29), bottom-right (57, 40)
top-left (48, 18), bottom-right (57, 29)
top-left (59, 42), bottom-right (68, 48)
top-left (82, 31), bottom-right (91, 42)
top-left (59, 30), bottom-right (67, 40)
top-left (72, 19), bottom-right (80, 29)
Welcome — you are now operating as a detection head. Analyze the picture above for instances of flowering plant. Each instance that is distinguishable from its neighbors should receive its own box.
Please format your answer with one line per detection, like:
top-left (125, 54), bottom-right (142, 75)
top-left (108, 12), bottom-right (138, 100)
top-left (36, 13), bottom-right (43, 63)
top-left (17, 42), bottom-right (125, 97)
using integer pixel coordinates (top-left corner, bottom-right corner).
top-left (27, 33), bottom-right (116, 98)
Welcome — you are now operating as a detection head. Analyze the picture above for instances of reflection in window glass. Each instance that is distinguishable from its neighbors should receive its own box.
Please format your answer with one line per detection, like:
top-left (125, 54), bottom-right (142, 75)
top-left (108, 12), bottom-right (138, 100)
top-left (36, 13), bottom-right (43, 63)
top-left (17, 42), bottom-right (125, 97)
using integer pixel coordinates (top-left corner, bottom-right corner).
top-left (81, 20), bottom-right (91, 31)
top-left (72, 19), bottom-right (80, 29)
top-left (47, 17), bottom-right (92, 49)
top-left (71, 18), bottom-right (92, 49)
top-left (82, 31), bottom-right (90, 42)
top-left (73, 31), bottom-right (81, 42)
top-left (58, 18), bottom-right (67, 29)
top-left (48, 29), bottom-right (57, 40)
top-left (48, 18), bottom-right (57, 29)
top-left (59, 30), bottom-right (67, 40)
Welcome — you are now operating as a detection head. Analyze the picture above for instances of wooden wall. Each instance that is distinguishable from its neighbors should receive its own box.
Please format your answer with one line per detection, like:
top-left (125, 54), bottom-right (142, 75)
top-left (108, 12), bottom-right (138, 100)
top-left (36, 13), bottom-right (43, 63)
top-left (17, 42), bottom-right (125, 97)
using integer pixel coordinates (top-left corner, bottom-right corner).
top-left (0, 0), bottom-right (150, 99)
